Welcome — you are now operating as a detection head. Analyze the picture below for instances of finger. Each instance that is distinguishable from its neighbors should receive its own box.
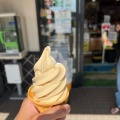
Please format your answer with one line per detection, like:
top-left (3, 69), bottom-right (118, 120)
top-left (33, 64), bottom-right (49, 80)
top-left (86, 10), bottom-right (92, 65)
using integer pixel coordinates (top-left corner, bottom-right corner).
top-left (56, 116), bottom-right (66, 120)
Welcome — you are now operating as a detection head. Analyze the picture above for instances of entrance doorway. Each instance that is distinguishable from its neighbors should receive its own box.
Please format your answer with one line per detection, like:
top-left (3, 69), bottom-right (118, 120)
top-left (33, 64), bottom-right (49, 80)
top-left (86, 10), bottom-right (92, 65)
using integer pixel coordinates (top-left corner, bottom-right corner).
top-left (83, 0), bottom-right (120, 86)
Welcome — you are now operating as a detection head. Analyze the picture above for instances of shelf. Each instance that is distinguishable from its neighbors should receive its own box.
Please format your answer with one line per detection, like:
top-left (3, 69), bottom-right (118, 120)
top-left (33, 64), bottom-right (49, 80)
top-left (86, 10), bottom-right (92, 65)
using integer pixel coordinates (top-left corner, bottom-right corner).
top-left (84, 63), bottom-right (115, 66)
top-left (0, 50), bottom-right (27, 60)
top-left (89, 31), bottom-right (101, 34)
top-left (84, 52), bottom-right (92, 55)
top-left (84, 63), bottom-right (116, 73)
top-left (9, 91), bottom-right (26, 100)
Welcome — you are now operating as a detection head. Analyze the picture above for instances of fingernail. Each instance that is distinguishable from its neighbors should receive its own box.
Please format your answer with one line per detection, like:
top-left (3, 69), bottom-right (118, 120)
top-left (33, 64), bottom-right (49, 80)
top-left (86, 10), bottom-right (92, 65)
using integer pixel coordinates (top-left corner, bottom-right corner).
top-left (64, 104), bottom-right (71, 113)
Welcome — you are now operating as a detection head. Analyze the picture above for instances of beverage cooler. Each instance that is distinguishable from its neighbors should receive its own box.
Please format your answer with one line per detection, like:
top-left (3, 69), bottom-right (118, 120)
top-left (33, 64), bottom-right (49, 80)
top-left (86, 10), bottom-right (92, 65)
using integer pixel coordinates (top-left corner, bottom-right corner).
top-left (35, 0), bottom-right (85, 87)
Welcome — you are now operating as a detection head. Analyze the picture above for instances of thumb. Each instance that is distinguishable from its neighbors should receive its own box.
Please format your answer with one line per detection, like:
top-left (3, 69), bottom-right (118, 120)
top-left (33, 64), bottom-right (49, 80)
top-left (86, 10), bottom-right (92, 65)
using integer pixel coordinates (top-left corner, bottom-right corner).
top-left (48, 104), bottom-right (71, 120)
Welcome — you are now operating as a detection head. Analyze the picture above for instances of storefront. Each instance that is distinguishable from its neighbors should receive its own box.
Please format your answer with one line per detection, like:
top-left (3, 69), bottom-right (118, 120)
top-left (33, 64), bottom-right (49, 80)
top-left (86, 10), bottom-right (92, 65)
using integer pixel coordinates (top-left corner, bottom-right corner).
top-left (35, 0), bottom-right (119, 87)
top-left (35, 0), bottom-right (85, 87)
top-left (0, 0), bottom-right (119, 92)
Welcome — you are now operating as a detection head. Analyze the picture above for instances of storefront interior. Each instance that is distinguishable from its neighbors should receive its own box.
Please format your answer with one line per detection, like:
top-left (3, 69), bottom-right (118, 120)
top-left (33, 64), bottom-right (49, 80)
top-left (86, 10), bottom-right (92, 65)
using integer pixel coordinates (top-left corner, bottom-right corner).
top-left (83, 0), bottom-right (120, 73)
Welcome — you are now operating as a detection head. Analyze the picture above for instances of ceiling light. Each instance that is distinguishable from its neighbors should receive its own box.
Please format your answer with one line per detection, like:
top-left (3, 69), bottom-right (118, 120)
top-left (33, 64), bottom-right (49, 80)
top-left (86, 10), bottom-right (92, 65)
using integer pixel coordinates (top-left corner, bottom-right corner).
top-left (92, 0), bottom-right (96, 2)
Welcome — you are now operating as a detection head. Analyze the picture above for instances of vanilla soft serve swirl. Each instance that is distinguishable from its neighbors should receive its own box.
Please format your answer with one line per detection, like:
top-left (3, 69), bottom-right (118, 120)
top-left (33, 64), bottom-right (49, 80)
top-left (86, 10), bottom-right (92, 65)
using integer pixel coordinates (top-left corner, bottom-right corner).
top-left (31, 46), bottom-right (69, 105)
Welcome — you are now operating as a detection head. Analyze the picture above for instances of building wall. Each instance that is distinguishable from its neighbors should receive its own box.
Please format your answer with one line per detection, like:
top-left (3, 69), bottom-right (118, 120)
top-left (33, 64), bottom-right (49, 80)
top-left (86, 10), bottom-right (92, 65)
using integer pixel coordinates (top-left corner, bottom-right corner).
top-left (0, 0), bottom-right (41, 93)
top-left (0, 0), bottom-right (40, 52)
top-left (0, 0), bottom-right (3, 12)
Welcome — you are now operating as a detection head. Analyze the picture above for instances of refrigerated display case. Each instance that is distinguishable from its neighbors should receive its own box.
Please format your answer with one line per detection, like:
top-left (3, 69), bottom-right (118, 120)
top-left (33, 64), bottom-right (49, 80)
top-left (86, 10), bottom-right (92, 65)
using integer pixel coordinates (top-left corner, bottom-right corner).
top-left (35, 0), bottom-right (85, 87)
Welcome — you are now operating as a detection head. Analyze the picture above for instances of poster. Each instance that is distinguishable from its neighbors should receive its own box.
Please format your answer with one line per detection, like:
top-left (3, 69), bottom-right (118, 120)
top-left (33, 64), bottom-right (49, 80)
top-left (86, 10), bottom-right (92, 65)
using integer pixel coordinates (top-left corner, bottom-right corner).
top-left (54, 10), bottom-right (71, 33)
top-left (49, 0), bottom-right (76, 12)
top-left (54, 0), bottom-right (63, 6)
top-left (108, 32), bottom-right (117, 42)
top-left (63, 0), bottom-right (76, 12)
top-left (106, 32), bottom-right (117, 50)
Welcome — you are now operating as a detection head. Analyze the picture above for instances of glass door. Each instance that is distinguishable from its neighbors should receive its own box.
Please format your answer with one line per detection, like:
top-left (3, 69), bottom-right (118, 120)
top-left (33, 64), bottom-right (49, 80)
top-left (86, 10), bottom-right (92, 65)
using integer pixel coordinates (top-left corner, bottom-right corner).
top-left (36, 0), bottom-right (85, 87)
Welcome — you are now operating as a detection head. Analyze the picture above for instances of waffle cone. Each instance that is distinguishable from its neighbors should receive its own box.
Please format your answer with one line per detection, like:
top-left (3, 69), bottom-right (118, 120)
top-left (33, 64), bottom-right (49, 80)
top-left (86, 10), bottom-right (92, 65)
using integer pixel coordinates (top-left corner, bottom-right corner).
top-left (28, 85), bottom-right (69, 112)
top-left (67, 83), bottom-right (72, 92)
top-left (66, 83), bottom-right (72, 102)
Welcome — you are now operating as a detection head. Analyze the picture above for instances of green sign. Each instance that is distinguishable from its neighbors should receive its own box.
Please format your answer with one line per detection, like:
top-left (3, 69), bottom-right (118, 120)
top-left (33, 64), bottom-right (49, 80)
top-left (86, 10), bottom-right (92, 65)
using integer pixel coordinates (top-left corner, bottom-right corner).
top-left (0, 28), bottom-right (19, 53)
top-left (54, 0), bottom-right (63, 6)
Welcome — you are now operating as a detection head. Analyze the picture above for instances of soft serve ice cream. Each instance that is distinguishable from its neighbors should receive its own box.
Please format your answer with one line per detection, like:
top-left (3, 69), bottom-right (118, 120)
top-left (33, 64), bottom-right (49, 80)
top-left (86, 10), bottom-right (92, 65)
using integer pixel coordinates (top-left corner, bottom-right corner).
top-left (28, 46), bottom-right (69, 112)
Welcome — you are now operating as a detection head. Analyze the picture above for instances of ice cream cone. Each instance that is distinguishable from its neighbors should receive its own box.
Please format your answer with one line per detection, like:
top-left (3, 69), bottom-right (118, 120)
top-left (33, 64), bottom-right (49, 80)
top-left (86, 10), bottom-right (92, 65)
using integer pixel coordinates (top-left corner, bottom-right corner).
top-left (28, 85), bottom-right (69, 112)
top-left (67, 82), bottom-right (72, 92)
top-left (28, 85), bottom-right (51, 112)
top-left (28, 46), bottom-right (70, 112)
top-left (65, 82), bottom-right (72, 102)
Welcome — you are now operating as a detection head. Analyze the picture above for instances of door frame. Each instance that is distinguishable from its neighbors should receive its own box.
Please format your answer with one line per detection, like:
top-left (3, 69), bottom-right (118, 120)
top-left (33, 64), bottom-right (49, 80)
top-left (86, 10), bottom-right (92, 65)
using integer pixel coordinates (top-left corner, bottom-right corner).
top-left (73, 0), bottom-right (85, 87)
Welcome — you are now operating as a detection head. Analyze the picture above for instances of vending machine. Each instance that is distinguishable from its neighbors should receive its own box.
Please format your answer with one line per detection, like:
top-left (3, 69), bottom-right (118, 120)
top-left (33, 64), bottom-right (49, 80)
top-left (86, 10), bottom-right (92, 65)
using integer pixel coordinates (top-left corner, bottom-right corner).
top-left (0, 13), bottom-right (28, 99)
top-left (0, 13), bottom-right (28, 59)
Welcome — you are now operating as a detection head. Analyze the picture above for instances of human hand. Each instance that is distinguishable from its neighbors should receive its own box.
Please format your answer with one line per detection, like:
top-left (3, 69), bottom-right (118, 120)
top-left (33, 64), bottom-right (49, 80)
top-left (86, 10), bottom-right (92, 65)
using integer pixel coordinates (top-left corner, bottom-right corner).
top-left (115, 23), bottom-right (120, 32)
top-left (15, 98), bottom-right (71, 120)
top-left (105, 40), bottom-right (113, 47)
top-left (102, 32), bottom-right (113, 47)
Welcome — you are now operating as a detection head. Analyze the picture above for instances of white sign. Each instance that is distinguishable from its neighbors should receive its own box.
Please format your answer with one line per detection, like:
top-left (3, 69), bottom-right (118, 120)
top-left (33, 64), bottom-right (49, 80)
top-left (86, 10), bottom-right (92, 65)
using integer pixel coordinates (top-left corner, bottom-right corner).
top-left (108, 32), bottom-right (117, 41)
top-left (84, 32), bottom-right (90, 41)
top-left (63, 0), bottom-right (76, 12)
top-left (55, 10), bottom-right (71, 19)
top-left (101, 23), bottom-right (111, 33)
top-left (55, 10), bottom-right (71, 33)
top-left (110, 25), bottom-right (115, 32)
